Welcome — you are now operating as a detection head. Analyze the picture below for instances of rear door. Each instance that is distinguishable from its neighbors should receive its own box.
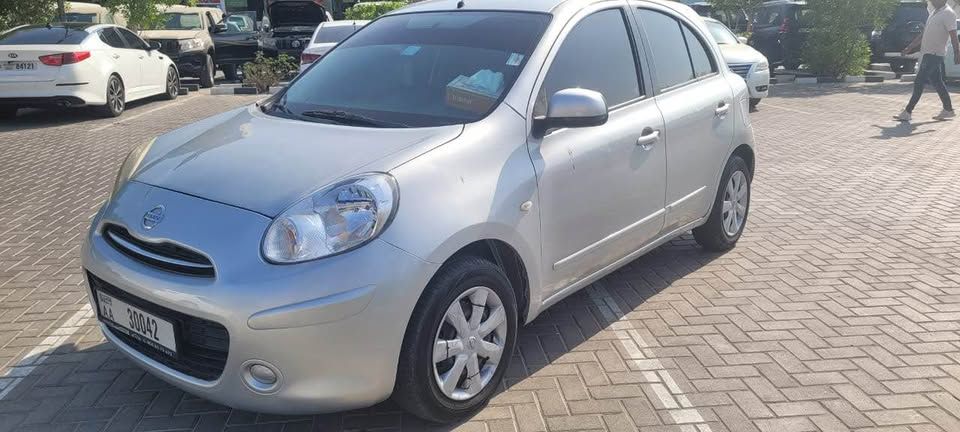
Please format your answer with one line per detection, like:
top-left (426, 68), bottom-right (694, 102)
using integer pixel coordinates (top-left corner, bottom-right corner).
top-left (0, 26), bottom-right (91, 83)
top-left (99, 27), bottom-right (142, 94)
top-left (633, 6), bottom-right (734, 232)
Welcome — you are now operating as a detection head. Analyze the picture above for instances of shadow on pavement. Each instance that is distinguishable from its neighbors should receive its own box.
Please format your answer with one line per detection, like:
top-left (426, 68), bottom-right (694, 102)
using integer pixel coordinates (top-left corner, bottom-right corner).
top-left (0, 97), bottom-right (167, 133)
top-left (0, 236), bottom-right (723, 431)
top-left (870, 120), bottom-right (940, 140)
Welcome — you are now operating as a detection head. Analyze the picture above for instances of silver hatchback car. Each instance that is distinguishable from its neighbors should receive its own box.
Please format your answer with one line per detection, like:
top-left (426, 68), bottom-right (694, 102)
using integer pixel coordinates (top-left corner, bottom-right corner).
top-left (82, 0), bottom-right (755, 422)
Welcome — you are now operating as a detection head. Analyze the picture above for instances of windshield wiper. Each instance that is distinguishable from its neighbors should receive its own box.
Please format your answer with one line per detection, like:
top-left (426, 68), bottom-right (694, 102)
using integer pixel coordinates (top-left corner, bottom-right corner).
top-left (299, 109), bottom-right (408, 128)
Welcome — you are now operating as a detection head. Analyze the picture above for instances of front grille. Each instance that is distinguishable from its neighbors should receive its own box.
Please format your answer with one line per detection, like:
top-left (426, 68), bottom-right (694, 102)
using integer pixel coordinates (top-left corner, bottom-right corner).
top-left (103, 224), bottom-right (215, 277)
top-left (150, 39), bottom-right (180, 56)
top-left (88, 272), bottom-right (229, 381)
top-left (729, 63), bottom-right (753, 79)
top-left (274, 37), bottom-right (310, 50)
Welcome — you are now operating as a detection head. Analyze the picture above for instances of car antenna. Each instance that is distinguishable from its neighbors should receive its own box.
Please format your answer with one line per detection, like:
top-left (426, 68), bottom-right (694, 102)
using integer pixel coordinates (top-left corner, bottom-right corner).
top-left (456, 1), bottom-right (465, 9)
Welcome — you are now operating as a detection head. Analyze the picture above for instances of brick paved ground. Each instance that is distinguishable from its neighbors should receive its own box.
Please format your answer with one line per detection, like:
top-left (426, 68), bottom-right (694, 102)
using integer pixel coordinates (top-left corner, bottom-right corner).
top-left (2, 83), bottom-right (960, 431)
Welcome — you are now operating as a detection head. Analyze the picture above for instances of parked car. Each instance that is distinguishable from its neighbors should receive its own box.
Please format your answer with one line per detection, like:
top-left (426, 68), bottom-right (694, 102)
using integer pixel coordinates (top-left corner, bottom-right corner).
top-left (63, 1), bottom-right (127, 26)
top-left (214, 14), bottom-right (260, 81)
top-left (140, 5), bottom-right (226, 88)
top-left (871, 1), bottom-right (928, 73)
top-left (705, 17), bottom-right (769, 109)
top-left (299, 20), bottom-right (368, 72)
top-left (0, 23), bottom-right (179, 118)
top-left (82, 0), bottom-right (754, 423)
top-left (261, 0), bottom-right (335, 59)
top-left (748, 0), bottom-right (808, 70)
top-left (944, 19), bottom-right (960, 79)
top-left (689, 1), bottom-right (748, 32)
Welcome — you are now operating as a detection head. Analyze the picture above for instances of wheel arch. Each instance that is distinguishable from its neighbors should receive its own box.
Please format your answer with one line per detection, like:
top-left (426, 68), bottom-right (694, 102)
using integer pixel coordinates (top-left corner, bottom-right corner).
top-left (440, 239), bottom-right (531, 325)
top-left (731, 143), bottom-right (755, 176)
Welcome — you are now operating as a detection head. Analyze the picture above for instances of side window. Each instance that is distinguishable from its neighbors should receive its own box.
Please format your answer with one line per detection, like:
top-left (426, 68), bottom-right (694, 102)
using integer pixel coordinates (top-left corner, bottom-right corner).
top-left (636, 9), bottom-right (694, 91)
top-left (206, 12), bottom-right (218, 30)
top-left (681, 25), bottom-right (716, 77)
top-left (99, 28), bottom-right (125, 49)
top-left (116, 27), bottom-right (149, 50)
top-left (534, 9), bottom-right (641, 117)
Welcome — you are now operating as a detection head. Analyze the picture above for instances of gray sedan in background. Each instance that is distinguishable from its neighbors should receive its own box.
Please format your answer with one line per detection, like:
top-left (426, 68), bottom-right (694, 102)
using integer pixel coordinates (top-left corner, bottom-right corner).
top-left (82, 0), bottom-right (756, 423)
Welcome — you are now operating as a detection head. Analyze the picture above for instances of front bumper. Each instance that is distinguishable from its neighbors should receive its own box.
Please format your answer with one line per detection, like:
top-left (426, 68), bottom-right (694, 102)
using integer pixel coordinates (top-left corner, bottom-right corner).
top-left (82, 181), bottom-right (437, 414)
top-left (168, 51), bottom-right (208, 78)
top-left (747, 69), bottom-right (770, 100)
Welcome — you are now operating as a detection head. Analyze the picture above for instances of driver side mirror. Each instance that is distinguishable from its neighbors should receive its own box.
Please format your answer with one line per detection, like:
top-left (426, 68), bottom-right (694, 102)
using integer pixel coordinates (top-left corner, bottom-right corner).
top-left (213, 22), bottom-right (228, 33)
top-left (148, 41), bottom-right (162, 51)
top-left (738, 36), bottom-right (748, 44)
top-left (532, 88), bottom-right (609, 138)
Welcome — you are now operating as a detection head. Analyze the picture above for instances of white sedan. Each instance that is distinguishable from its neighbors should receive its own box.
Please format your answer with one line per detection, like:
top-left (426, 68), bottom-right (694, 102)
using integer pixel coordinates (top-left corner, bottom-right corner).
top-left (299, 20), bottom-right (369, 73)
top-left (0, 23), bottom-right (180, 118)
top-left (704, 17), bottom-right (770, 109)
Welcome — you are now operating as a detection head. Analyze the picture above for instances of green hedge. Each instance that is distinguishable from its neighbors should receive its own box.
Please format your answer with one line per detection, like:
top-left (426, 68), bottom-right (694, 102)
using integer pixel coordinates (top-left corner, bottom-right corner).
top-left (344, 1), bottom-right (408, 20)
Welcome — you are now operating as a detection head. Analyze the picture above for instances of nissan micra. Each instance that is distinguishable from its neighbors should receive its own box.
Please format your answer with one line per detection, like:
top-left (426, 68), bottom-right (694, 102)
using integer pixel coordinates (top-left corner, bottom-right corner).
top-left (82, 0), bottom-right (756, 423)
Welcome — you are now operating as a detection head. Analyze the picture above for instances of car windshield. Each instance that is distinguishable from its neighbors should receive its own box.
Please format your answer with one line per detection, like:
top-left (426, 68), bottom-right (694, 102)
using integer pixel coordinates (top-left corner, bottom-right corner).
top-left (315, 25), bottom-right (361, 43)
top-left (893, 4), bottom-right (927, 23)
top-left (64, 13), bottom-right (97, 23)
top-left (706, 21), bottom-right (739, 44)
top-left (271, 11), bottom-right (551, 128)
top-left (0, 25), bottom-right (89, 45)
top-left (159, 13), bottom-right (203, 30)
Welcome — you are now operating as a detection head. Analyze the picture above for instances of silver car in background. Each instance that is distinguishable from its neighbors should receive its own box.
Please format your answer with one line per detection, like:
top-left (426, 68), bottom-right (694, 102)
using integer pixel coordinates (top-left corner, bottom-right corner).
top-left (82, 0), bottom-right (756, 423)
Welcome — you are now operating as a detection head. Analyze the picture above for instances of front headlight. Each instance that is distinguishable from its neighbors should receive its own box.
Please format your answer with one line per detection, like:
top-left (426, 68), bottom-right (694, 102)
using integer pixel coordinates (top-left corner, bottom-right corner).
top-left (755, 60), bottom-right (769, 72)
top-left (262, 173), bottom-right (398, 264)
top-left (178, 38), bottom-right (204, 52)
top-left (110, 138), bottom-right (154, 201)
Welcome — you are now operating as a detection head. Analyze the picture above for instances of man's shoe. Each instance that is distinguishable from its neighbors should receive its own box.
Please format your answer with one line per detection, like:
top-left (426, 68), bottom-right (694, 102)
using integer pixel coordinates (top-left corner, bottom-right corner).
top-left (894, 110), bottom-right (912, 121)
top-left (934, 110), bottom-right (956, 120)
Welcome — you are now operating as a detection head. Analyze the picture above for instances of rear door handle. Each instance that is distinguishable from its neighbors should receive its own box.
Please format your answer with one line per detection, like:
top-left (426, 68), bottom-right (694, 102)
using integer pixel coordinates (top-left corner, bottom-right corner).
top-left (715, 102), bottom-right (730, 117)
top-left (112, 54), bottom-right (120, 59)
top-left (636, 128), bottom-right (660, 151)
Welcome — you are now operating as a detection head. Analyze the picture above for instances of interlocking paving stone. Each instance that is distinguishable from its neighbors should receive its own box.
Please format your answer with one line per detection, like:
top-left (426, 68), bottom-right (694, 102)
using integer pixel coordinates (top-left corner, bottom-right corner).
top-left (3, 84), bottom-right (960, 430)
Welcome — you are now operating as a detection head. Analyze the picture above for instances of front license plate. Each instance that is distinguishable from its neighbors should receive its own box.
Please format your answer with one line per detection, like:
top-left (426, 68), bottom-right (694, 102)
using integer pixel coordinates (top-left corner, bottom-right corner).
top-left (2, 61), bottom-right (36, 71)
top-left (97, 291), bottom-right (177, 355)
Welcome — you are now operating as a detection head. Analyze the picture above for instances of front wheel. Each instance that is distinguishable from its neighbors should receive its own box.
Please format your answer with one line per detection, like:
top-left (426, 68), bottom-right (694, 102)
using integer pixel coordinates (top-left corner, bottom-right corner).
top-left (749, 98), bottom-right (761, 110)
top-left (394, 256), bottom-right (518, 423)
top-left (222, 64), bottom-right (238, 81)
top-left (0, 106), bottom-right (18, 119)
top-left (693, 155), bottom-right (752, 251)
top-left (161, 66), bottom-right (179, 100)
top-left (200, 54), bottom-right (215, 88)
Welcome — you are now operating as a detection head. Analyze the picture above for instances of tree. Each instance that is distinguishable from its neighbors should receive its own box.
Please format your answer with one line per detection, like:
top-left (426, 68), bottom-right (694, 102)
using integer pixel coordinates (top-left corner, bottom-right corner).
top-left (709, 0), bottom-right (765, 31)
top-left (344, 1), bottom-right (408, 20)
top-left (0, 0), bottom-right (58, 31)
top-left (803, 0), bottom-right (898, 77)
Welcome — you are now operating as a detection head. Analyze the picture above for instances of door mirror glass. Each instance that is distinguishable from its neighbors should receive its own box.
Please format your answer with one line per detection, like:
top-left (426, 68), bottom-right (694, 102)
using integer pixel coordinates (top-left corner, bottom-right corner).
top-left (213, 22), bottom-right (228, 33)
top-left (148, 40), bottom-right (162, 50)
top-left (533, 88), bottom-right (608, 137)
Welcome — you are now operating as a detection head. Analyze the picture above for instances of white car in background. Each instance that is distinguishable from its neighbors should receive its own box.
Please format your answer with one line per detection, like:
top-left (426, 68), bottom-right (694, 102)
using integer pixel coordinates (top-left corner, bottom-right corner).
top-left (63, 1), bottom-right (128, 26)
top-left (704, 17), bottom-right (769, 109)
top-left (299, 20), bottom-right (369, 73)
top-left (0, 23), bottom-right (180, 119)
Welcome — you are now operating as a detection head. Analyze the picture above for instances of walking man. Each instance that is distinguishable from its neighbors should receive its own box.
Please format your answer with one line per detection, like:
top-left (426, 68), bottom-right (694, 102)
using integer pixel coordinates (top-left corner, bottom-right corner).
top-left (895, 0), bottom-right (960, 122)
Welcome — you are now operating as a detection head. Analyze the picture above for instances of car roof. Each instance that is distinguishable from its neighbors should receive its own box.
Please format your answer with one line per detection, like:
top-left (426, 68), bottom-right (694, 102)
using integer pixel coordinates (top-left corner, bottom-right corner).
top-left (320, 20), bottom-right (370, 27)
top-left (397, 0), bottom-right (683, 14)
top-left (65, 2), bottom-right (110, 13)
top-left (159, 4), bottom-right (222, 14)
top-left (761, 0), bottom-right (806, 6)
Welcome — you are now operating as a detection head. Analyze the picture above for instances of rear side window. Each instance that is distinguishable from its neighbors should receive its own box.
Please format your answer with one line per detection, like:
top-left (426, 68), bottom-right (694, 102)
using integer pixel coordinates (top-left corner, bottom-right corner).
top-left (636, 9), bottom-right (694, 91)
top-left (116, 27), bottom-right (149, 50)
top-left (535, 9), bottom-right (641, 116)
top-left (0, 26), bottom-right (89, 45)
top-left (681, 25), bottom-right (716, 77)
top-left (315, 25), bottom-right (361, 43)
top-left (99, 28), bottom-right (125, 48)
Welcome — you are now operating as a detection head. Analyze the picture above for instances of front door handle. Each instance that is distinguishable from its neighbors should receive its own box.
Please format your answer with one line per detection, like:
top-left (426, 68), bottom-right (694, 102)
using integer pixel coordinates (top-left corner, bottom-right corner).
top-left (636, 128), bottom-right (660, 151)
top-left (112, 54), bottom-right (120, 59)
top-left (715, 102), bottom-right (730, 118)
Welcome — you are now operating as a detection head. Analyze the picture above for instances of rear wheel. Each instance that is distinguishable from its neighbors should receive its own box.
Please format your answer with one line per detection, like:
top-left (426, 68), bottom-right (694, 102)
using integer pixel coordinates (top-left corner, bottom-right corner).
top-left (0, 106), bottom-right (18, 119)
top-left (222, 64), bottom-right (238, 81)
top-left (394, 256), bottom-right (518, 423)
top-left (749, 98), bottom-right (761, 110)
top-left (161, 66), bottom-right (179, 100)
top-left (97, 75), bottom-right (125, 118)
top-left (693, 155), bottom-right (752, 251)
top-left (200, 54), bottom-right (215, 88)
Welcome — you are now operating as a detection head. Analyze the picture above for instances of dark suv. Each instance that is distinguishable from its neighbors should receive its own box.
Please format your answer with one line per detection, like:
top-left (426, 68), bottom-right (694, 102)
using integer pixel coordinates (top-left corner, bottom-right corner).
top-left (871, 1), bottom-right (928, 73)
top-left (260, 0), bottom-right (332, 59)
top-left (748, 0), bottom-right (809, 70)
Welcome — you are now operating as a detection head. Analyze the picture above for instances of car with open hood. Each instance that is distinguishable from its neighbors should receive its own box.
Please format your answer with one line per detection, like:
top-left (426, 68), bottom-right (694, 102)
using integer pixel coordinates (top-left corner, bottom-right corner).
top-left (139, 5), bottom-right (227, 88)
top-left (83, 0), bottom-right (756, 423)
top-left (260, 0), bottom-right (335, 58)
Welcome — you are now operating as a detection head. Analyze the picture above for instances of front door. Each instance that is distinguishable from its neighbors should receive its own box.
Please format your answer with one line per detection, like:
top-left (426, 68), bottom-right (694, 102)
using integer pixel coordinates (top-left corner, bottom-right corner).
top-left (117, 27), bottom-right (164, 95)
top-left (528, 7), bottom-right (666, 298)
top-left (634, 7), bottom-right (735, 232)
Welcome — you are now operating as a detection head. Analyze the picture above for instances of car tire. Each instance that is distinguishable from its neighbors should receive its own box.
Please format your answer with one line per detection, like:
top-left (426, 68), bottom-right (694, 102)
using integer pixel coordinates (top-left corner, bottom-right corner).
top-left (394, 256), bottom-right (518, 423)
top-left (200, 54), bottom-right (215, 88)
top-left (97, 75), bottom-right (125, 118)
top-left (749, 98), bottom-right (761, 110)
top-left (0, 106), bottom-right (18, 119)
top-left (222, 64), bottom-right (238, 81)
top-left (693, 155), bottom-right (752, 252)
top-left (161, 66), bottom-right (180, 100)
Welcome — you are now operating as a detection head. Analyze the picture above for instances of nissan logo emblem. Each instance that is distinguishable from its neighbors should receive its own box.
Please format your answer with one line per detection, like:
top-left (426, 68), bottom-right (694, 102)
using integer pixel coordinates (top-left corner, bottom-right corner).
top-left (142, 205), bottom-right (165, 230)
top-left (7, 53), bottom-right (17, 59)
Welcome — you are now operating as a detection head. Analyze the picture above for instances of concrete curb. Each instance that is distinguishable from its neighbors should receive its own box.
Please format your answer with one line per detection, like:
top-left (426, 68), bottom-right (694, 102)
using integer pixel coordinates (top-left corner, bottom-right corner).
top-left (775, 75), bottom-right (889, 85)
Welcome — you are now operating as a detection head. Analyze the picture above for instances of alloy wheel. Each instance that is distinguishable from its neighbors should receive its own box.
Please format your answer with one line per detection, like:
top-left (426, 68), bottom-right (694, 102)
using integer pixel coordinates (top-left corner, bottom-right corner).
top-left (721, 170), bottom-right (748, 237)
top-left (109, 79), bottom-right (124, 114)
top-left (167, 68), bottom-right (179, 97)
top-left (433, 286), bottom-right (508, 401)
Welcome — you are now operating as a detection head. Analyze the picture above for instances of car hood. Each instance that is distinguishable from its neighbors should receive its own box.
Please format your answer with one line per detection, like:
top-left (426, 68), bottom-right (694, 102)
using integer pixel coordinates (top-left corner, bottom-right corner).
top-left (718, 43), bottom-right (767, 65)
top-left (139, 29), bottom-right (204, 40)
top-left (133, 106), bottom-right (464, 216)
top-left (267, 0), bottom-right (328, 28)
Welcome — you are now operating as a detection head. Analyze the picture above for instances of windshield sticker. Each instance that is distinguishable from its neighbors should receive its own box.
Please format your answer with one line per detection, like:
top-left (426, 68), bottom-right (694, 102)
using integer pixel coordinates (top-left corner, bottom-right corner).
top-left (401, 45), bottom-right (422, 56)
top-left (506, 53), bottom-right (524, 67)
